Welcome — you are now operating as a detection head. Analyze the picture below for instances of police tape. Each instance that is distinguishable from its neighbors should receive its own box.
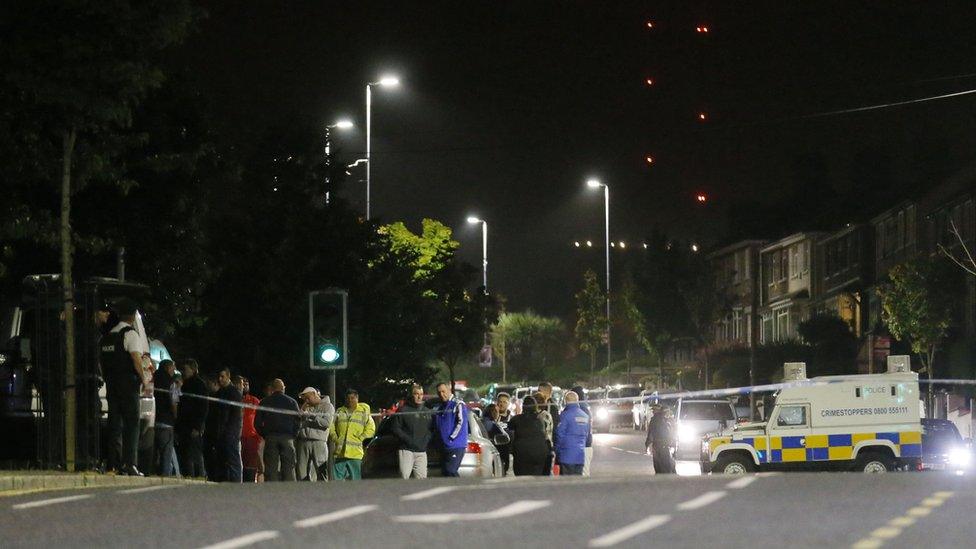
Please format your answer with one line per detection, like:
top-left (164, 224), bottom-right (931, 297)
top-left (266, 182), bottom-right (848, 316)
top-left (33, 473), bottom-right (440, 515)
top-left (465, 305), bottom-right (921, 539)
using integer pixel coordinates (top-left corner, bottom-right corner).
top-left (149, 377), bottom-right (976, 420)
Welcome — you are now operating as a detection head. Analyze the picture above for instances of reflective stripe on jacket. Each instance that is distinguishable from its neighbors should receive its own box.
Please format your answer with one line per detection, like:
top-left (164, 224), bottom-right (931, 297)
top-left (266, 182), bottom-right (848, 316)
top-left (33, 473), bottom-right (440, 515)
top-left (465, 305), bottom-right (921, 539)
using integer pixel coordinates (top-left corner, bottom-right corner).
top-left (329, 403), bottom-right (376, 459)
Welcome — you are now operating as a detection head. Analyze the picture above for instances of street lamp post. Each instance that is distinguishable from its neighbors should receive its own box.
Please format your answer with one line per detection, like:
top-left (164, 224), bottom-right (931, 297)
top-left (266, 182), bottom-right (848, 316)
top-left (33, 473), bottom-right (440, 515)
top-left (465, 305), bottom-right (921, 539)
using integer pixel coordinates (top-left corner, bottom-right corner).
top-left (586, 178), bottom-right (611, 380)
top-left (324, 120), bottom-right (353, 205)
top-left (365, 76), bottom-right (399, 220)
top-left (466, 216), bottom-right (488, 292)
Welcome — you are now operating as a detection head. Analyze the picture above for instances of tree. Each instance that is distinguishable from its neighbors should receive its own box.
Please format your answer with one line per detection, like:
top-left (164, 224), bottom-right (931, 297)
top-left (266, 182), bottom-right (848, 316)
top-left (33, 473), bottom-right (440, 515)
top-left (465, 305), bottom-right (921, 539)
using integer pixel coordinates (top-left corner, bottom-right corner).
top-left (491, 311), bottom-right (566, 382)
top-left (574, 269), bottom-right (605, 379)
top-left (1, 0), bottom-right (197, 470)
top-left (939, 218), bottom-right (976, 278)
top-left (614, 273), bottom-right (652, 381)
top-left (879, 259), bottom-right (959, 410)
top-left (797, 314), bottom-right (859, 377)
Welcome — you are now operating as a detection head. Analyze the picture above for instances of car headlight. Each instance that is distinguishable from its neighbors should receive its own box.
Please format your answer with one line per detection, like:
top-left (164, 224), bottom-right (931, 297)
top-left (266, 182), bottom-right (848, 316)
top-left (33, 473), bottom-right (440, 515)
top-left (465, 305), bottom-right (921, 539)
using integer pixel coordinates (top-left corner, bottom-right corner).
top-left (949, 447), bottom-right (971, 467)
top-left (677, 423), bottom-right (697, 443)
top-left (596, 408), bottom-right (609, 420)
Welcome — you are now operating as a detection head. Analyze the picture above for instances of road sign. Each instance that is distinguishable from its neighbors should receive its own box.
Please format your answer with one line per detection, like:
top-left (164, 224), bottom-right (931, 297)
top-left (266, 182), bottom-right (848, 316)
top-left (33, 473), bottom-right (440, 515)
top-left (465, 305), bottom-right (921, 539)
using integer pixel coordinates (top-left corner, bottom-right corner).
top-left (309, 289), bottom-right (348, 370)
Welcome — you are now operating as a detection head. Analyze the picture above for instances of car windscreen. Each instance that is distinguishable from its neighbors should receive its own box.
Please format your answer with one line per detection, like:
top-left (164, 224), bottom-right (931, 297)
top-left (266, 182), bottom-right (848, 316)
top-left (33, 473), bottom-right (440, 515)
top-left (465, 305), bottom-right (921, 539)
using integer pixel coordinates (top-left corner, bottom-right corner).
top-left (679, 401), bottom-right (735, 421)
top-left (923, 421), bottom-right (962, 446)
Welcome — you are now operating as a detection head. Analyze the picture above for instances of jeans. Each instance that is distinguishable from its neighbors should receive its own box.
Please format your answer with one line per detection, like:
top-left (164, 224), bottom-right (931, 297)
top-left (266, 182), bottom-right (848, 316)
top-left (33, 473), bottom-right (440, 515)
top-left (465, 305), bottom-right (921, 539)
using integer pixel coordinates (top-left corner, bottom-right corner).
top-left (558, 462), bottom-right (583, 475)
top-left (441, 448), bottom-right (465, 477)
top-left (263, 434), bottom-right (296, 481)
top-left (155, 425), bottom-right (179, 477)
top-left (107, 391), bottom-right (140, 470)
top-left (398, 449), bottom-right (428, 479)
top-left (220, 435), bottom-right (243, 483)
top-left (178, 431), bottom-right (206, 479)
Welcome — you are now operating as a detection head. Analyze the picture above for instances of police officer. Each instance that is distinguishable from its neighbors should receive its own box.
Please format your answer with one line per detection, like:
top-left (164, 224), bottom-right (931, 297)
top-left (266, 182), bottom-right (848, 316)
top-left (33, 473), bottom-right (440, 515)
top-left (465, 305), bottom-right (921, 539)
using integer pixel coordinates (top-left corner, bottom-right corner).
top-left (645, 404), bottom-right (675, 474)
top-left (100, 298), bottom-right (147, 476)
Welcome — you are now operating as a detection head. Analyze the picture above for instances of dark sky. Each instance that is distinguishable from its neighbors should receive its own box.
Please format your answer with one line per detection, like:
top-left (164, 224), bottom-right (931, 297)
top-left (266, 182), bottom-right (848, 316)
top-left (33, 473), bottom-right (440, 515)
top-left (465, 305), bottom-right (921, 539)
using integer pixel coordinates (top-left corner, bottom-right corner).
top-left (172, 1), bottom-right (976, 318)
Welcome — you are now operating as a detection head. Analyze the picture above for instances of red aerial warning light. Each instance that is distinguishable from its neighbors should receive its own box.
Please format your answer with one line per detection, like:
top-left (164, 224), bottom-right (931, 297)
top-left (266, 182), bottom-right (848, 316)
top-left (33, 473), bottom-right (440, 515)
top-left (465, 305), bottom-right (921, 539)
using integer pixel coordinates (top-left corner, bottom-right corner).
top-left (696, 25), bottom-right (709, 33)
top-left (645, 155), bottom-right (655, 165)
top-left (696, 192), bottom-right (708, 203)
top-left (646, 20), bottom-right (655, 29)
top-left (698, 112), bottom-right (708, 121)
top-left (645, 77), bottom-right (655, 86)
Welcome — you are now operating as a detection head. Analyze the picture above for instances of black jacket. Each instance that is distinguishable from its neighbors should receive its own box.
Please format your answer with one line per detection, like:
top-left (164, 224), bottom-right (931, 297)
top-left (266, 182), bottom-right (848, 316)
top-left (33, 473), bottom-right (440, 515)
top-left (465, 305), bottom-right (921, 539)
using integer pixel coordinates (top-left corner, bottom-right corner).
top-left (255, 392), bottom-right (300, 438)
top-left (153, 369), bottom-right (175, 426)
top-left (508, 412), bottom-right (550, 459)
top-left (215, 384), bottom-right (243, 440)
top-left (646, 413), bottom-right (673, 447)
top-left (390, 401), bottom-right (434, 452)
top-left (176, 376), bottom-right (209, 434)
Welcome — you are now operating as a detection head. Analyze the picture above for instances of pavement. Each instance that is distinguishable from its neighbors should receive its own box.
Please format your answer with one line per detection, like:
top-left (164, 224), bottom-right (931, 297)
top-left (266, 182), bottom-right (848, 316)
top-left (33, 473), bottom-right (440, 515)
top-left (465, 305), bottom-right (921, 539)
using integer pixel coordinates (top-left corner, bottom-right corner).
top-left (1, 430), bottom-right (972, 548)
top-left (0, 470), bottom-right (207, 496)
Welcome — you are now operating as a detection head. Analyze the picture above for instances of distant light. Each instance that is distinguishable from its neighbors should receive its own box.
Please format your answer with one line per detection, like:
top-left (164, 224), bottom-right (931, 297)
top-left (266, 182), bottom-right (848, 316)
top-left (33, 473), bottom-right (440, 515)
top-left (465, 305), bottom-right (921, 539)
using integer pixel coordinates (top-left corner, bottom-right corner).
top-left (643, 243), bottom-right (648, 249)
top-left (586, 178), bottom-right (603, 188)
top-left (697, 25), bottom-right (709, 33)
top-left (467, 216), bottom-right (482, 224)
top-left (691, 243), bottom-right (699, 252)
top-left (333, 120), bottom-right (354, 129)
top-left (696, 193), bottom-right (708, 203)
top-left (610, 242), bottom-right (615, 248)
top-left (698, 112), bottom-right (707, 121)
top-left (586, 240), bottom-right (593, 247)
top-left (378, 76), bottom-right (400, 87)
top-left (273, 187), bottom-right (278, 192)
top-left (574, 241), bottom-right (581, 247)
top-left (645, 20), bottom-right (655, 29)
top-left (645, 77), bottom-right (655, 86)
top-left (645, 155), bottom-right (655, 165)
top-left (619, 241), bottom-right (626, 249)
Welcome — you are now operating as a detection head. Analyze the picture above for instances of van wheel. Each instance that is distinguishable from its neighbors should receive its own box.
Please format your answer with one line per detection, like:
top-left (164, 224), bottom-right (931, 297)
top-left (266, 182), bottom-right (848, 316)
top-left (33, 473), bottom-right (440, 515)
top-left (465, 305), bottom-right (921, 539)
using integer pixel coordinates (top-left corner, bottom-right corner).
top-left (714, 454), bottom-right (755, 475)
top-left (854, 451), bottom-right (894, 473)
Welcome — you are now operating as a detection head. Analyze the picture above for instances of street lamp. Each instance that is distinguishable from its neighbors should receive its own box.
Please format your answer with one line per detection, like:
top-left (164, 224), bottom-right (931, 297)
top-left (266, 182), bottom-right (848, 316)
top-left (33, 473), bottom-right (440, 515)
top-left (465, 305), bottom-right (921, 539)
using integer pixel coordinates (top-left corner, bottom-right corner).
top-left (586, 178), bottom-right (612, 377)
top-left (466, 216), bottom-right (488, 292)
top-left (325, 120), bottom-right (354, 205)
top-left (366, 75), bottom-right (400, 220)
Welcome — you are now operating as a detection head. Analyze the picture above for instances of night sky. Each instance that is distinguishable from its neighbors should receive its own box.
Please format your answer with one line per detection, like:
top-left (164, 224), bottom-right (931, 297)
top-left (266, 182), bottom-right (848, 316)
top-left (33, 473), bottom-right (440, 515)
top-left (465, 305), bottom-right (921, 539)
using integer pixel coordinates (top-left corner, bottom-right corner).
top-left (172, 1), bottom-right (976, 317)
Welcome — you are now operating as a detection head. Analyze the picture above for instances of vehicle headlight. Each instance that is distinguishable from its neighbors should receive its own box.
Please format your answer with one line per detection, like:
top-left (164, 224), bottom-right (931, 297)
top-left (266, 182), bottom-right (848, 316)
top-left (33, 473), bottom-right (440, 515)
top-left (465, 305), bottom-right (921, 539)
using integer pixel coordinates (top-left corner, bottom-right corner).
top-left (949, 447), bottom-right (971, 467)
top-left (677, 423), bottom-right (697, 443)
top-left (596, 408), bottom-right (609, 420)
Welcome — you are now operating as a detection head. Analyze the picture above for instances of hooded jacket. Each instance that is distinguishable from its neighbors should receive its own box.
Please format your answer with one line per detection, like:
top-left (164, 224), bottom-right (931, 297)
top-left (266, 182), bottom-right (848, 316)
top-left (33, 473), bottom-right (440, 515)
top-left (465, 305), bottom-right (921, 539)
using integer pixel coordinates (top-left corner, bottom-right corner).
top-left (390, 400), bottom-right (434, 452)
top-left (330, 402), bottom-right (376, 460)
top-left (298, 397), bottom-right (335, 442)
top-left (435, 396), bottom-right (468, 450)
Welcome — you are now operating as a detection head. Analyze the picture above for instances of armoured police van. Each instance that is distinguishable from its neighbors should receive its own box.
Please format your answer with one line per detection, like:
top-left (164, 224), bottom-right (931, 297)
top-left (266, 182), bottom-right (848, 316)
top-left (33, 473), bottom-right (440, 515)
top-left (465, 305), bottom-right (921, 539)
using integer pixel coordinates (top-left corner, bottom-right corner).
top-left (702, 357), bottom-right (922, 474)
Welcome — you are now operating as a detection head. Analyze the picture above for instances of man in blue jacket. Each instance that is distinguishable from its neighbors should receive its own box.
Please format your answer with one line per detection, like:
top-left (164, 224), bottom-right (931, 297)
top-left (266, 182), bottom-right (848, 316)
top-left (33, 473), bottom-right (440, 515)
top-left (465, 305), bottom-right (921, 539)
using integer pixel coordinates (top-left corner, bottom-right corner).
top-left (554, 391), bottom-right (589, 475)
top-left (435, 382), bottom-right (468, 477)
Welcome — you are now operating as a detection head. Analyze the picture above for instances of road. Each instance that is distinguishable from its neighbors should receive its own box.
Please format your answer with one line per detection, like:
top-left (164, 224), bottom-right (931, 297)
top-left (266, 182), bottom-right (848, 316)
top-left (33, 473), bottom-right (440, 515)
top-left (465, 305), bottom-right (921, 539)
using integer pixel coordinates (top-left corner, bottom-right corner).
top-left (2, 431), bottom-right (973, 548)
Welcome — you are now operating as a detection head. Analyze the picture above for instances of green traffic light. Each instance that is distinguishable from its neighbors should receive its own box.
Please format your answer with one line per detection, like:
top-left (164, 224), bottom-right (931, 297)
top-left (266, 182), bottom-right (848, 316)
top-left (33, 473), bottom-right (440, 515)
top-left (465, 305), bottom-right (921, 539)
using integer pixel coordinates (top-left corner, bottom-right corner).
top-left (319, 345), bottom-right (340, 363)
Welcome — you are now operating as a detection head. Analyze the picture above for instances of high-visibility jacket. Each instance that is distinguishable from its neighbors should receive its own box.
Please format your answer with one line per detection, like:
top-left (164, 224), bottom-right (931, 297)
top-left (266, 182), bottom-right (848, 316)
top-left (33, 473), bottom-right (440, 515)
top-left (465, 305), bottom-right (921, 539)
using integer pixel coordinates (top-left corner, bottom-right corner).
top-left (330, 403), bottom-right (376, 460)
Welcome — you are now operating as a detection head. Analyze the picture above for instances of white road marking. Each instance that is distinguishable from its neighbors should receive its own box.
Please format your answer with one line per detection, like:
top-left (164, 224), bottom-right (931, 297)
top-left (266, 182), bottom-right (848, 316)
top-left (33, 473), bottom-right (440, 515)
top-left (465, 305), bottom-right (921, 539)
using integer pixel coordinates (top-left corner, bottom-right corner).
top-left (12, 494), bottom-right (93, 510)
top-left (610, 447), bottom-right (625, 452)
top-left (725, 476), bottom-right (758, 489)
top-left (851, 539), bottom-right (883, 549)
top-left (625, 450), bottom-right (641, 455)
top-left (588, 515), bottom-right (671, 547)
top-left (118, 485), bottom-right (183, 494)
top-left (293, 505), bottom-right (378, 528)
top-left (401, 486), bottom-right (456, 501)
top-left (393, 499), bottom-right (550, 524)
top-left (483, 476), bottom-right (521, 483)
top-left (907, 506), bottom-right (931, 517)
top-left (676, 491), bottom-right (727, 511)
top-left (197, 530), bottom-right (279, 549)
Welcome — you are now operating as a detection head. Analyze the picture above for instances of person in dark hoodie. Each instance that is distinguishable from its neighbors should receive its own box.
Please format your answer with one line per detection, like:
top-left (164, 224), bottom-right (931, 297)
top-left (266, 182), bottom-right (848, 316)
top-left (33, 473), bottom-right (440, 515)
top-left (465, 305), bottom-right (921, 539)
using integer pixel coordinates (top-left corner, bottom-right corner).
top-left (508, 395), bottom-right (550, 476)
top-left (175, 359), bottom-right (209, 478)
top-left (214, 368), bottom-right (244, 482)
top-left (255, 378), bottom-right (301, 481)
top-left (570, 385), bottom-right (594, 476)
top-left (390, 384), bottom-right (434, 479)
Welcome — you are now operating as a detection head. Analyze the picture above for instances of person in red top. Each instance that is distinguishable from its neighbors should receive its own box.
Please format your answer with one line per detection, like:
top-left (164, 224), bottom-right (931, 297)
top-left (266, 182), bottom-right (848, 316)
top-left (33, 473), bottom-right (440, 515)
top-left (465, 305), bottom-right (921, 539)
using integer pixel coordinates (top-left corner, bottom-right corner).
top-left (236, 376), bottom-right (264, 482)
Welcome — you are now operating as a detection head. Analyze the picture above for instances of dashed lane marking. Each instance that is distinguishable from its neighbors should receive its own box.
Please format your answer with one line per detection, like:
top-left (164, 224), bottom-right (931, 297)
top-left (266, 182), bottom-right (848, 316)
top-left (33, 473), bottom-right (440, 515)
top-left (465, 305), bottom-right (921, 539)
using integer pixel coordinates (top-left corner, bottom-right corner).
top-left (401, 486), bottom-right (456, 501)
top-left (588, 515), bottom-right (671, 547)
top-left (393, 499), bottom-right (550, 524)
top-left (725, 476), bottom-right (758, 489)
top-left (12, 494), bottom-right (93, 510)
top-left (610, 447), bottom-right (626, 452)
top-left (197, 530), bottom-right (279, 549)
top-left (117, 485), bottom-right (184, 495)
top-left (676, 491), bottom-right (727, 511)
top-left (850, 491), bottom-right (954, 548)
top-left (625, 450), bottom-right (641, 455)
top-left (293, 505), bottom-right (377, 529)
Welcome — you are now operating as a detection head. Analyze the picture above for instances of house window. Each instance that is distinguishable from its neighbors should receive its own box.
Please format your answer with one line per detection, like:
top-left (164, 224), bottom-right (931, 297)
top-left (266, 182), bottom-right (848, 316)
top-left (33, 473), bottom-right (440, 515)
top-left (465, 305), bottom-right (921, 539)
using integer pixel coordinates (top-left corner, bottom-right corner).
top-left (779, 250), bottom-right (788, 282)
top-left (790, 245), bottom-right (800, 279)
top-left (776, 309), bottom-right (790, 340)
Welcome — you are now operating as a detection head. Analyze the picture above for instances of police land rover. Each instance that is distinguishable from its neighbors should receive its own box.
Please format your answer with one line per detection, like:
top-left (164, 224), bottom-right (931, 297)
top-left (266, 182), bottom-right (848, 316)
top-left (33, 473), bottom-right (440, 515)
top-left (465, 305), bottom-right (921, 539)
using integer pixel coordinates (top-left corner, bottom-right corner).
top-left (702, 356), bottom-right (922, 474)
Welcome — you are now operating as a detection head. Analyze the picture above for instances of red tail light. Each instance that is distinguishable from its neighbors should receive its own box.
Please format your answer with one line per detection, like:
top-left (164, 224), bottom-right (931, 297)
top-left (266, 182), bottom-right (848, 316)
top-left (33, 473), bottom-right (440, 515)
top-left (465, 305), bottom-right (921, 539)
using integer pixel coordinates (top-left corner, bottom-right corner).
top-left (467, 442), bottom-right (482, 454)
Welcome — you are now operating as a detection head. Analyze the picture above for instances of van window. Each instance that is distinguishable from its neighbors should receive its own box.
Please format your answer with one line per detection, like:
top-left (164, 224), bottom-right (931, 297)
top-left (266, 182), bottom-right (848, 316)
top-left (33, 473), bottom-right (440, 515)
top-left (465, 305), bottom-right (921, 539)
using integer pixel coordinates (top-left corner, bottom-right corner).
top-left (679, 401), bottom-right (735, 421)
top-left (776, 405), bottom-right (807, 427)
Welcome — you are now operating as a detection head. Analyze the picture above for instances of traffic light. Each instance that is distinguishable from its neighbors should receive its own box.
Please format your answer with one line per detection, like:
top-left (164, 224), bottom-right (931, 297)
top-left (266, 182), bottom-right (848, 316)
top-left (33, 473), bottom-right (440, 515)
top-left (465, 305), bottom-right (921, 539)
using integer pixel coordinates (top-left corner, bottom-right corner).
top-left (309, 289), bottom-right (348, 370)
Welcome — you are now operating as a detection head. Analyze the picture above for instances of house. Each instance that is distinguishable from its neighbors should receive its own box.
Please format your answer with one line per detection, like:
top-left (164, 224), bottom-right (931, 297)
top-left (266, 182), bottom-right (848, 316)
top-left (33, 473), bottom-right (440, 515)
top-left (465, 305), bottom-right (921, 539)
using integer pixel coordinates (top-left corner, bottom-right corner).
top-left (759, 232), bottom-right (823, 343)
top-left (708, 240), bottom-right (765, 348)
top-left (813, 224), bottom-right (873, 337)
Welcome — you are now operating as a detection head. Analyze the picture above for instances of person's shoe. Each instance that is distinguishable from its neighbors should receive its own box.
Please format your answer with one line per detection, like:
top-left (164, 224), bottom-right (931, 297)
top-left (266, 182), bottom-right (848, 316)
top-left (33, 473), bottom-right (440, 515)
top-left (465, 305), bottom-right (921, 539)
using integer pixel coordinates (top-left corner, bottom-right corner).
top-left (121, 465), bottom-right (144, 477)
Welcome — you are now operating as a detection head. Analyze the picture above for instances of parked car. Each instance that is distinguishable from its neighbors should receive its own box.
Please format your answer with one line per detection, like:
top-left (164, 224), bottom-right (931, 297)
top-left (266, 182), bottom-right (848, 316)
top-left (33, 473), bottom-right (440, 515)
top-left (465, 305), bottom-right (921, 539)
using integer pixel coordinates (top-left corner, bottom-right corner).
top-left (920, 418), bottom-right (973, 472)
top-left (673, 398), bottom-right (737, 462)
top-left (362, 408), bottom-right (509, 478)
top-left (586, 387), bottom-right (610, 433)
top-left (632, 389), bottom-right (667, 431)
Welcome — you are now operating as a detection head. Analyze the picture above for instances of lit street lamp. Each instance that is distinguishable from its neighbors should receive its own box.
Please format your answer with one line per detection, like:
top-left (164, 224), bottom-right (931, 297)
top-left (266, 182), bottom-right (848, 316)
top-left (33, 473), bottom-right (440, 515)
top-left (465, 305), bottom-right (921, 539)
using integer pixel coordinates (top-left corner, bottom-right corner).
top-left (325, 120), bottom-right (354, 204)
top-left (586, 178), bottom-right (611, 377)
top-left (366, 75), bottom-right (400, 220)
top-left (466, 216), bottom-right (488, 292)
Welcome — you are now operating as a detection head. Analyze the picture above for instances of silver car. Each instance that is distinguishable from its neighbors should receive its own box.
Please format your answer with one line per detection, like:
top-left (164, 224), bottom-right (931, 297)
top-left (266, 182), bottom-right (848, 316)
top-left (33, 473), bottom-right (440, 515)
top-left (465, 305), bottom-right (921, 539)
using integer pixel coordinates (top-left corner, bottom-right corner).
top-left (673, 399), bottom-right (737, 462)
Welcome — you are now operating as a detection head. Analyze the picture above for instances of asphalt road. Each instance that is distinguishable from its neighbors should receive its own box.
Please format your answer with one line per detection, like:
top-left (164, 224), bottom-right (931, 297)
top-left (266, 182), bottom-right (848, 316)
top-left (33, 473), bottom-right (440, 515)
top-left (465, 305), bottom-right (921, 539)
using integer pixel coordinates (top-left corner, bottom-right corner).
top-left (2, 431), bottom-right (973, 548)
